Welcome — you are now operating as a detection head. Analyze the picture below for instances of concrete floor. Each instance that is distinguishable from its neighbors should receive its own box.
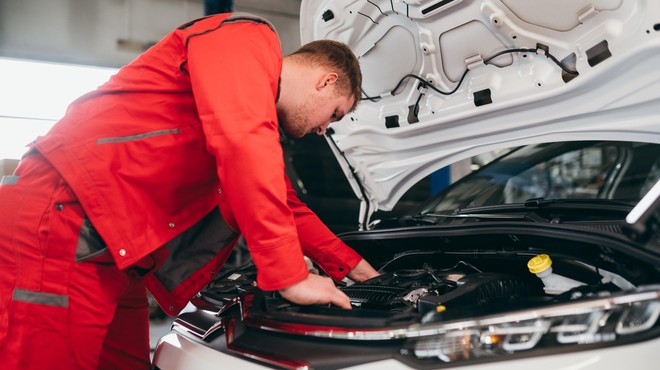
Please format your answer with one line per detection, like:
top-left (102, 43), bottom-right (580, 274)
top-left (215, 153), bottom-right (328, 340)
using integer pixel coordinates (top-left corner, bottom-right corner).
top-left (150, 316), bottom-right (174, 352)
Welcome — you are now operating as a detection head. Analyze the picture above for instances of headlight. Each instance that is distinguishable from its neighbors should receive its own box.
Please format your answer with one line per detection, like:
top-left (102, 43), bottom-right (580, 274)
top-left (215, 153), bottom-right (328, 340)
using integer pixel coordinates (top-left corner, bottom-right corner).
top-left (407, 288), bottom-right (660, 362)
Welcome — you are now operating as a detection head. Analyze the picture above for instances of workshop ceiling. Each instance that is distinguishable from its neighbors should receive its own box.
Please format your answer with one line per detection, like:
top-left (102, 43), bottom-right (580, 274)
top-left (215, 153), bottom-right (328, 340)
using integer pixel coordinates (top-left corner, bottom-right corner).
top-left (0, 0), bottom-right (303, 67)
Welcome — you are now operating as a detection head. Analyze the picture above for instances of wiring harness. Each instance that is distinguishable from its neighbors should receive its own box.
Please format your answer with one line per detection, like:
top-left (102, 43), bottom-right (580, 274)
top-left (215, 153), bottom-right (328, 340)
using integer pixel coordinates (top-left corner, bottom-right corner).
top-left (362, 45), bottom-right (579, 103)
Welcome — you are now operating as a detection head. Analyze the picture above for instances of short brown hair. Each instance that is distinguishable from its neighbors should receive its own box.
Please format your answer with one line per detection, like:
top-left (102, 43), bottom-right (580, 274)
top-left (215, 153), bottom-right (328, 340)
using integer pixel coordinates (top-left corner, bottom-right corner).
top-left (289, 40), bottom-right (362, 112)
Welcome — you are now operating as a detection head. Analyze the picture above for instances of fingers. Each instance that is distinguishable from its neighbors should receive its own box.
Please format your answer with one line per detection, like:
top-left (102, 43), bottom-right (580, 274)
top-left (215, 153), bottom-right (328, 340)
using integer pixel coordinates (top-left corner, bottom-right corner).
top-left (314, 275), bottom-right (352, 309)
top-left (329, 287), bottom-right (352, 309)
top-left (279, 274), bottom-right (352, 309)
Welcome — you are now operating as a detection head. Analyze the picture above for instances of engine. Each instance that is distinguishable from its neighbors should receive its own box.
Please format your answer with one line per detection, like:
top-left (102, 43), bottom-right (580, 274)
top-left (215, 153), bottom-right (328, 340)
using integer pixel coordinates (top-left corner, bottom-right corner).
top-left (200, 260), bottom-right (552, 318)
top-left (341, 262), bottom-right (540, 316)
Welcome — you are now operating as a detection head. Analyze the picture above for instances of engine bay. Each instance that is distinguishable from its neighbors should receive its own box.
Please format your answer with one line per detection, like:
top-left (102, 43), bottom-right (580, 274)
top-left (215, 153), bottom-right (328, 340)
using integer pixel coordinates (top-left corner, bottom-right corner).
top-left (199, 248), bottom-right (650, 322)
top-left (341, 263), bottom-right (539, 317)
top-left (185, 229), bottom-right (660, 367)
top-left (191, 220), bottom-right (660, 328)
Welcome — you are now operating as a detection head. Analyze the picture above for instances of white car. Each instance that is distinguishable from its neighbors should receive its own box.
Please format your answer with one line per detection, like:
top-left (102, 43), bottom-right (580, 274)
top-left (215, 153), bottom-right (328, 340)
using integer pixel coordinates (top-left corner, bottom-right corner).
top-left (153, 0), bottom-right (660, 369)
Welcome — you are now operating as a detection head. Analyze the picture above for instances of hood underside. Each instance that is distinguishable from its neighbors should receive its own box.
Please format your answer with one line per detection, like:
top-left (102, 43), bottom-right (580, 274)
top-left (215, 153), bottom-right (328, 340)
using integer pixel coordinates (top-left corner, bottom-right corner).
top-left (300, 0), bottom-right (660, 228)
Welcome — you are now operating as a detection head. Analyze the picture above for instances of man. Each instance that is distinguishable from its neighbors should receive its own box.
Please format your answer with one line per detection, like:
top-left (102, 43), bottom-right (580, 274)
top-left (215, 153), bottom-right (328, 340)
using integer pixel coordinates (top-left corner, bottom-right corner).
top-left (0, 12), bottom-right (378, 369)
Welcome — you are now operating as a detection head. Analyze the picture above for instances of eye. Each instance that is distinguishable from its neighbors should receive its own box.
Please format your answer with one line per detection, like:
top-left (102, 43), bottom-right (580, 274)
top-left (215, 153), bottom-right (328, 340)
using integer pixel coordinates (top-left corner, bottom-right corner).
top-left (332, 110), bottom-right (337, 119)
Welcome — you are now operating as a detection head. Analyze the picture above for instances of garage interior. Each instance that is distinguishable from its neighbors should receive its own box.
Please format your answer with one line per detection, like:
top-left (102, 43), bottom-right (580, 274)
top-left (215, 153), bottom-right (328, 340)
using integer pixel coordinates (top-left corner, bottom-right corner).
top-left (0, 0), bottom-right (660, 370)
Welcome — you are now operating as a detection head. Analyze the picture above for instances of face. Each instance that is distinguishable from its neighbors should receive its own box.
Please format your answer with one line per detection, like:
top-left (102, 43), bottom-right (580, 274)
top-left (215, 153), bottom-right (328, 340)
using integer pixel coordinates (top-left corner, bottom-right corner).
top-left (279, 87), bottom-right (355, 138)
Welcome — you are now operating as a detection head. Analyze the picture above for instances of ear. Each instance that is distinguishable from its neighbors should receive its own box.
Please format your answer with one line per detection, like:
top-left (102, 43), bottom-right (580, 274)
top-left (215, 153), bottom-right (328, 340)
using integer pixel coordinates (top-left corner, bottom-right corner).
top-left (316, 72), bottom-right (339, 91)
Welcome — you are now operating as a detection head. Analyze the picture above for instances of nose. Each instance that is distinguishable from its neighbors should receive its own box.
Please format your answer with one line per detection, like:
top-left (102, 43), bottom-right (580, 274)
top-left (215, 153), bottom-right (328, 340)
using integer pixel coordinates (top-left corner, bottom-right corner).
top-left (315, 123), bottom-right (330, 135)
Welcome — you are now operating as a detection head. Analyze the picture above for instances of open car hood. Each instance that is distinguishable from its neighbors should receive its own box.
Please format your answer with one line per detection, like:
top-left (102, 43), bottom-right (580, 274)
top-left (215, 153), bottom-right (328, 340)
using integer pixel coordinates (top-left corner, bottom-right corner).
top-left (300, 0), bottom-right (660, 229)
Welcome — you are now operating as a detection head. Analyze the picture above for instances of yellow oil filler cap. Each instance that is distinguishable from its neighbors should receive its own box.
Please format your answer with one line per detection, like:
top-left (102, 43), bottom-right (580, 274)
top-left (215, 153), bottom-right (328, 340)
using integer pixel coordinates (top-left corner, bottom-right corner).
top-left (527, 254), bottom-right (552, 274)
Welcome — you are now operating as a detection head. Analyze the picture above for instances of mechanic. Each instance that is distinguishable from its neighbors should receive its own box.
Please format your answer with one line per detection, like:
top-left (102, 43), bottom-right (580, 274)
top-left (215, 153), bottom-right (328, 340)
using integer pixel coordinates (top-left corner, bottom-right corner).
top-left (0, 12), bottom-right (379, 370)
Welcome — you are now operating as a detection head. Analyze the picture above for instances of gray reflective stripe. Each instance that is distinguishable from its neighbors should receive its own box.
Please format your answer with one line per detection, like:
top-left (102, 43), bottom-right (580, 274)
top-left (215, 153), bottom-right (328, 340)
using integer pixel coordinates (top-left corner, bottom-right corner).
top-left (0, 175), bottom-right (19, 185)
top-left (97, 128), bottom-right (180, 144)
top-left (12, 288), bottom-right (69, 307)
top-left (223, 12), bottom-right (275, 32)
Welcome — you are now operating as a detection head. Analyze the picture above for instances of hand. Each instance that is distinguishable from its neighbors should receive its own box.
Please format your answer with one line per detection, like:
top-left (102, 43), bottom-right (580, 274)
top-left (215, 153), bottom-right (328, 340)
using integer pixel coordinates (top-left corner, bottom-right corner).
top-left (346, 259), bottom-right (379, 282)
top-left (279, 273), bottom-right (352, 309)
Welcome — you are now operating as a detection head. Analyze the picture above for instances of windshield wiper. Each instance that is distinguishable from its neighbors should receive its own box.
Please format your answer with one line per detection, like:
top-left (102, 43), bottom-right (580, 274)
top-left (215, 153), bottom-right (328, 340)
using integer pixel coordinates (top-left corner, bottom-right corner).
top-left (407, 211), bottom-right (541, 225)
top-left (448, 198), bottom-right (635, 215)
top-left (522, 197), bottom-right (636, 209)
top-left (412, 198), bottom-right (636, 225)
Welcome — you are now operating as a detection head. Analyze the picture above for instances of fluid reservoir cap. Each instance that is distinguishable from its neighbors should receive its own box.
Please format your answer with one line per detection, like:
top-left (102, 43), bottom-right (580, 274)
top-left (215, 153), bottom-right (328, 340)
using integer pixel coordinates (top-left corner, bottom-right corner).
top-left (528, 254), bottom-right (552, 274)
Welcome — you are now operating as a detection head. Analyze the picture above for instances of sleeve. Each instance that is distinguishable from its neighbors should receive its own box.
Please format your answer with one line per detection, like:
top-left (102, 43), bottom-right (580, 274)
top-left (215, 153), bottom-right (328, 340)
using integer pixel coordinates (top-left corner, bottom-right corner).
top-left (186, 20), bottom-right (308, 291)
top-left (284, 175), bottom-right (363, 281)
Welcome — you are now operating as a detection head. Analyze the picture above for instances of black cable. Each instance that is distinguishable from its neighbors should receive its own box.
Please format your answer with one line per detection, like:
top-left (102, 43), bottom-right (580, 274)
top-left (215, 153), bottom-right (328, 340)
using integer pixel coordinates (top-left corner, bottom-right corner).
top-left (360, 46), bottom-right (579, 102)
top-left (392, 68), bottom-right (470, 96)
top-left (325, 129), bottom-right (372, 230)
top-left (483, 47), bottom-right (536, 64)
top-left (545, 52), bottom-right (579, 75)
top-left (361, 92), bottom-right (382, 102)
top-left (413, 90), bottom-right (424, 117)
top-left (483, 47), bottom-right (579, 75)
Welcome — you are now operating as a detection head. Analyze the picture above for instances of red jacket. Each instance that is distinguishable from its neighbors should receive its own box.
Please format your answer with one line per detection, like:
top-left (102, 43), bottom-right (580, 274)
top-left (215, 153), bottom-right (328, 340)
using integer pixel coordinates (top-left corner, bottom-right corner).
top-left (34, 13), bottom-right (362, 315)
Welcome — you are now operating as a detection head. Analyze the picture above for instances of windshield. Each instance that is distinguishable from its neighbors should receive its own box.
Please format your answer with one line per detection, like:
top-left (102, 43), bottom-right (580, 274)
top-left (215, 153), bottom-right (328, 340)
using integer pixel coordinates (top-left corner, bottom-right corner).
top-left (418, 141), bottom-right (660, 215)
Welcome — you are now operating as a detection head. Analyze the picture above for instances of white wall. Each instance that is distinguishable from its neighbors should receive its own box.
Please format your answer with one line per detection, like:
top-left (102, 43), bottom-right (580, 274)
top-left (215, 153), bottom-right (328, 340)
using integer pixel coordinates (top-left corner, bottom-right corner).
top-left (0, 0), bottom-right (302, 68)
top-left (0, 0), bottom-right (303, 160)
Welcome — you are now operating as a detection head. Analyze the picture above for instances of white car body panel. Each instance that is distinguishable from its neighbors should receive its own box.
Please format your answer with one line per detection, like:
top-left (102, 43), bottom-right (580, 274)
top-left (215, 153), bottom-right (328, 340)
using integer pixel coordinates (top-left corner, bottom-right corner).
top-left (154, 331), bottom-right (271, 370)
top-left (154, 330), bottom-right (660, 370)
top-left (301, 0), bottom-right (660, 226)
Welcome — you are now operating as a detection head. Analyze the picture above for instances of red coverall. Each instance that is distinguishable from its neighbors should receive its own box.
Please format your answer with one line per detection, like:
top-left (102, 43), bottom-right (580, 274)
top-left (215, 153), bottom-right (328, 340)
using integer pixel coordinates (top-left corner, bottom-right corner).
top-left (0, 13), bottom-right (362, 369)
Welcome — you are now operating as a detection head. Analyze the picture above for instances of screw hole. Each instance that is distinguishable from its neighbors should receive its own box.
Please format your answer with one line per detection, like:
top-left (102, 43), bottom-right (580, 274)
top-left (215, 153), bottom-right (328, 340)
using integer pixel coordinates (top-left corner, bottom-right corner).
top-left (654, 23), bottom-right (660, 31)
top-left (647, 30), bottom-right (651, 34)
top-left (537, 83), bottom-right (542, 87)
top-left (493, 19), bottom-right (498, 24)
top-left (512, 35), bottom-right (517, 39)
top-left (522, 54), bottom-right (527, 58)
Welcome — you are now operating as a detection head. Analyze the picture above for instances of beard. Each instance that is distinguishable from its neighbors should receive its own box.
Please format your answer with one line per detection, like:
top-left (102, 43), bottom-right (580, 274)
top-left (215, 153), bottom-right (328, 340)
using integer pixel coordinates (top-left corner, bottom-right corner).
top-left (278, 108), bottom-right (307, 138)
top-left (278, 94), bottom-right (323, 138)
